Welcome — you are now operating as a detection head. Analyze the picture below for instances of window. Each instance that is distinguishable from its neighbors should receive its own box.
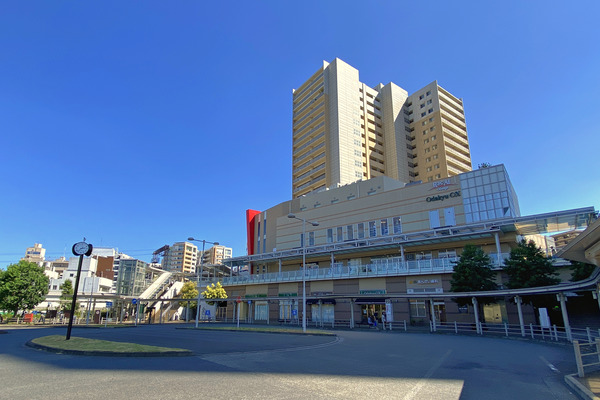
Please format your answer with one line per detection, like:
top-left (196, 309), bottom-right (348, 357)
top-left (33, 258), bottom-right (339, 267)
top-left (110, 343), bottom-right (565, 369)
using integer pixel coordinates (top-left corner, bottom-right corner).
top-left (434, 164), bottom-right (440, 169)
top-left (426, 167), bottom-right (432, 172)
top-left (369, 221), bottom-right (377, 237)
top-left (410, 300), bottom-right (427, 317)
top-left (393, 216), bottom-right (402, 234)
top-left (420, 104), bottom-right (425, 109)
top-left (309, 231), bottom-right (315, 246)
top-left (419, 94), bottom-right (424, 100)
top-left (425, 147), bottom-right (430, 153)
top-left (429, 117), bottom-right (434, 122)
top-left (432, 145), bottom-right (438, 150)
top-left (430, 127), bottom-right (435, 132)
top-left (427, 99), bottom-right (432, 105)
top-left (422, 121), bottom-right (426, 126)
top-left (444, 207), bottom-right (456, 226)
top-left (423, 138), bottom-right (429, 144)
top-left (435, 174), bottom-right (441, 179)
top-left (433, 154), bottom-right (438, 159)
top-left (423, 130), bottom-right (427, 135)
top-left (428, 108), bottom-right (433, 114)
top-left (429, 210), bottom-right (441, 229)
top-left (357, 222), bottom-right (365, 239)
top-left (336, 227), bottom-right (343, 242)
top-left (347, 225), bottom-right (354, 241)
top-left (431, 135), bottom-right (437, 140)
top-left (354, 150), bottom-right (362, 157)
top-left (380, 219), bottom-right (389, 235)
top-left (426, 90), bottom-right (431, 96)
top-left (327, 228), bottom-right (333, 243)
top-left (421, 112), bottom-right (426, 117)
top-left (426, 157), bottom-right (431, 162)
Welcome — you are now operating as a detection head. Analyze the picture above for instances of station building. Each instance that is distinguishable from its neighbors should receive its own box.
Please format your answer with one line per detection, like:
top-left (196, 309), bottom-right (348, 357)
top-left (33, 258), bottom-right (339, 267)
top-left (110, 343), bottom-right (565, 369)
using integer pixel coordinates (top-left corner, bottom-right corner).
top-left (221, 165), bottom-right (595, 326)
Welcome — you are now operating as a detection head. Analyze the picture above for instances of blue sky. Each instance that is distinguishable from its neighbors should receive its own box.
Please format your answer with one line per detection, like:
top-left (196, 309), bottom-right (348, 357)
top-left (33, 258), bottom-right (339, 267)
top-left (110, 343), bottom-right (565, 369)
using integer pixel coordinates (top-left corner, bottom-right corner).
top-left (1, 1), bottom-right (599, 267)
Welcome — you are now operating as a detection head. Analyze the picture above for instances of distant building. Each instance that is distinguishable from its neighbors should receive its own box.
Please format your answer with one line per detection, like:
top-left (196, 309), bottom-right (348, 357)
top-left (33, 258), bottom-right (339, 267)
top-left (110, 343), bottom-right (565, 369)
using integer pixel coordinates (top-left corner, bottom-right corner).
top-left (202, 245), bottom-right (233, 265)
top-left (22, 243), bottom-right (46, 264)
top-left (91, 247), bottom-right (133, 290)
top-left (162, 242), bottom-right (198, 274)
top-left (551, 230), bottom-right (583, 254)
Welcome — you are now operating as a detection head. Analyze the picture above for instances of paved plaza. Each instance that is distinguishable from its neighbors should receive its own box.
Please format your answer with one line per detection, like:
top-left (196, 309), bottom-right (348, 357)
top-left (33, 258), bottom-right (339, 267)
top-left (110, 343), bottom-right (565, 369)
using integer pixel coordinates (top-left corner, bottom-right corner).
top-left (0, 325), bottom-right (580, 399)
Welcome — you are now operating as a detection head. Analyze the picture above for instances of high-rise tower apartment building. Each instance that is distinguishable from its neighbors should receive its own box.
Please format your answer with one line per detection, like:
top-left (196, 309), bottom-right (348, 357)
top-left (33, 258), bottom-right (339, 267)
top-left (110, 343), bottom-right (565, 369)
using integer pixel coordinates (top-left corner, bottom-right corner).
top-left (292, 58), bottom-right (472, 198)
top-left (161, 241), bottom-right (198, 274)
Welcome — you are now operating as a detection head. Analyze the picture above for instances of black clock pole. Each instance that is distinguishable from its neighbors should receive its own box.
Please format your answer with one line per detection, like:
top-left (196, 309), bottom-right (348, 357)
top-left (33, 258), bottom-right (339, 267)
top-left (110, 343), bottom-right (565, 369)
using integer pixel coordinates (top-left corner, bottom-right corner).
top-left (66, 254), bottom-right (84, 340)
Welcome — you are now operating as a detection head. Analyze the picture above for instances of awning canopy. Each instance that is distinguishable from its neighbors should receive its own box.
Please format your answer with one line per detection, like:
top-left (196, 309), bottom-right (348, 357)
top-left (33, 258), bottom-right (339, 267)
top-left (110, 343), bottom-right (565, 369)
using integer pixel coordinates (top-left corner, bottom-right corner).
top-left (354, 298), bottom-right (387, 305)
top-left (306, 299), bottom-right (336, 305)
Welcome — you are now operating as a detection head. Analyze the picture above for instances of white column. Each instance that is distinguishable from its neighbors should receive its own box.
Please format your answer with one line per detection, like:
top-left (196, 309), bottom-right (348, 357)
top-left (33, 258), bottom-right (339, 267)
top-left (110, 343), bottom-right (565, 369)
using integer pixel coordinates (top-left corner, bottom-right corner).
top-left (350, 299), bottom-right (355, 329)
top-left (515, 296), bottom-right (525, 337)
top-left (558, 293), bottom-right (573, 342)
top-left (494, 232), bottom-right (502, 266)
top-left (472, 297), bottom-right (480, 334)
top-left (430, 299), bottom-right (437, 332)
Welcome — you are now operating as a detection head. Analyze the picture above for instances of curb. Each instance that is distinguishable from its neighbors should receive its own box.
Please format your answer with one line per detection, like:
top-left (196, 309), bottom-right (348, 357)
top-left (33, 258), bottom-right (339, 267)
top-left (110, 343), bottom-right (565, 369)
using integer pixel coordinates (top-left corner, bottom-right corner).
top-left (25, 340), bottom-right (193, 357)
top-left (177, 327), bottom-right (337, 337)
top-left (564, 374), bottom-right (600, 400)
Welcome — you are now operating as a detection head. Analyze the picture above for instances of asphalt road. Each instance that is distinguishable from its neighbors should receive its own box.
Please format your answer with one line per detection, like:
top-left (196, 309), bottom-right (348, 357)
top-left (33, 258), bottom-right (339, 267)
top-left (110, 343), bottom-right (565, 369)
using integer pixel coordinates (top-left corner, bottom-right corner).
top-left (0, 324), bottom-right (579, 400)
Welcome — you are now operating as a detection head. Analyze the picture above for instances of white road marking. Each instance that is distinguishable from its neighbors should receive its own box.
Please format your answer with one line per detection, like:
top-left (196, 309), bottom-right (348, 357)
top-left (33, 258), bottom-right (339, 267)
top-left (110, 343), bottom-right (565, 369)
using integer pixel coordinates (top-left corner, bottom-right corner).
top-left (540, 356), bottom-right (560, 373)
top-left (403, 349), bottom-right (453, 400)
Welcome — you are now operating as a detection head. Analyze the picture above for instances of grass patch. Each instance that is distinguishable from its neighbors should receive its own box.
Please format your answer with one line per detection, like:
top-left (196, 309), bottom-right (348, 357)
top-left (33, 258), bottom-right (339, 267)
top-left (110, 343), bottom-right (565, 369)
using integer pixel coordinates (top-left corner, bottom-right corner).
top-left (188, 326), bottom-right (335, 335)
top-left (31, 335), bottom-right (189, 353)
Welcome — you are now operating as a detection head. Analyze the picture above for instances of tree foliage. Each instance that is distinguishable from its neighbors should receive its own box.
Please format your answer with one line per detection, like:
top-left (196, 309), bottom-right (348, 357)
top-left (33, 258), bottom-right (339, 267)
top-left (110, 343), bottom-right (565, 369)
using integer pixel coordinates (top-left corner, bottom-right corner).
top-left (450, 245), bottom-right (498, 306)
top-left (0, 261), bottom-right (49, 315)
top-left (201, 282), bottom-right (228, 305)
top-left (503, 240), bottom-right (560, 289)
top-left (59, 279), bottom-right (75, 311)
top-left (178, 281), bottom-right (198, 308)
top-left (570, 262), bottom-right (596, 282)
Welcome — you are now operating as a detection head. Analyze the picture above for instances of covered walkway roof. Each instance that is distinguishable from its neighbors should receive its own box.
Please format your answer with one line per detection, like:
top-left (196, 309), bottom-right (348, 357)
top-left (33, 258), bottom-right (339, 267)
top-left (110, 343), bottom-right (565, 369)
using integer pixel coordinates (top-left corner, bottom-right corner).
top-left (224, 207), bottom-right (596, 267)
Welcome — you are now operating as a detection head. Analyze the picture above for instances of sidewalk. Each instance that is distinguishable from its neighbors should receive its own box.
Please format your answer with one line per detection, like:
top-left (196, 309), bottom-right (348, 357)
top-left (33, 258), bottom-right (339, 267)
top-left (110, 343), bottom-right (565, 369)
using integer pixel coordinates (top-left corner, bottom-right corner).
top-left (565, 371), bottom-right (600, 400)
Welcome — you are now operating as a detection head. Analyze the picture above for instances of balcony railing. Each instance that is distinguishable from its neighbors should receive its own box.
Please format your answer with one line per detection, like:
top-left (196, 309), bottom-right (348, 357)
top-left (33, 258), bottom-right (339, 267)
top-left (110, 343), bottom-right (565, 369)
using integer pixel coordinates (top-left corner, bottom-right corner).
top-left (216, 253), bottom-right (511, 286)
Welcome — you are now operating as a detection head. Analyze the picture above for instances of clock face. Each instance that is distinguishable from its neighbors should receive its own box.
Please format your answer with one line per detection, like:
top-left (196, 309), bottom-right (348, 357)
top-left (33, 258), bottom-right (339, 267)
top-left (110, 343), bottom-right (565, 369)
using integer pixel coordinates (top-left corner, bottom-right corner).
top-left (73, 242), bottom-right (91, 256)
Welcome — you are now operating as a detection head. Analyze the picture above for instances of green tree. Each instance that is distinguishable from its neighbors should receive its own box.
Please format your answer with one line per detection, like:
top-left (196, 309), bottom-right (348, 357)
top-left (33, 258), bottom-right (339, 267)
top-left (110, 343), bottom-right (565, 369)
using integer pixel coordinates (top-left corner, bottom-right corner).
top-left (201, 282), bottom-right (228, 305)
top-left (570, 261), bottom-right (596, 282)
top-left (503, 240), bottom-right (560, 289)
top-left (450, 245), bottom-right (498, 306)
top-left (0, 260), bottom-right (49, 316)
top-left (179, 281), bottom-right (199, 309)
top-left (59, 279), bottom-right (75, 311)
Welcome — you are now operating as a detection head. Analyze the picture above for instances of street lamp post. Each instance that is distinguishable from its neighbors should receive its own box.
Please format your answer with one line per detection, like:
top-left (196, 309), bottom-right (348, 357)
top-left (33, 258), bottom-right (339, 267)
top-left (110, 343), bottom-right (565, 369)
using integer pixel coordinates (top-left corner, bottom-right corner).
top-left (187, 237), bottom-right (219, 328)
top-left (287, 213), bottom-right (319, 333)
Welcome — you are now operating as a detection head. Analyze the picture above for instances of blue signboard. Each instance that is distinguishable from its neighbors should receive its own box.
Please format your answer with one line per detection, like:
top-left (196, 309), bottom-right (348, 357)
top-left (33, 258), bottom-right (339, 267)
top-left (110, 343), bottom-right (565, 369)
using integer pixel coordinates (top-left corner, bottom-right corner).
top-left (132, 299), bottom-right (137, 305)
top-left (205, 310), bottom-right (211, 316)
top-left (106, 301), bottom-right (113, 307)
top-left (292, 309), bottom-right (297, 316)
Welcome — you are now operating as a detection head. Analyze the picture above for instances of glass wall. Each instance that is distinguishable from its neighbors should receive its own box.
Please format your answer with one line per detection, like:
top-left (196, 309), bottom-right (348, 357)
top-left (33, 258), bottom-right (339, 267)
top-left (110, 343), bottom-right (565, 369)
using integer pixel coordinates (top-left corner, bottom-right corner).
top-left (460, 165), bottom-right (520, 224)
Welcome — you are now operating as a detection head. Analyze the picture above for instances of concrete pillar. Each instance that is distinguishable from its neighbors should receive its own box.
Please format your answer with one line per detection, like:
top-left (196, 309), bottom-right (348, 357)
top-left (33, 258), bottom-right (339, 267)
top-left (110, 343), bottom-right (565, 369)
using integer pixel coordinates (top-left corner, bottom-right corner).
top-left (430, 299), bottom-right (437, 332)
top-left (472, 297), bottom-right (480, 334)
top-left (278, 259), bottom-right (282, 274)
top-left (318, 300), bottom-right (323, 328)
top-left (350, 299), bottom-right (355, 329)
top-left (330, 252), bottom-right (335, 267)
top-left (515, 296), bottom-right (525, 337)
top-left (400, 245), bottom-right (405, 264)
top-left (494, 232), bottom-right (502, 266)
top-left (558, 293), bottom-right (573, 342)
